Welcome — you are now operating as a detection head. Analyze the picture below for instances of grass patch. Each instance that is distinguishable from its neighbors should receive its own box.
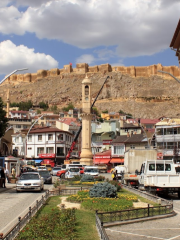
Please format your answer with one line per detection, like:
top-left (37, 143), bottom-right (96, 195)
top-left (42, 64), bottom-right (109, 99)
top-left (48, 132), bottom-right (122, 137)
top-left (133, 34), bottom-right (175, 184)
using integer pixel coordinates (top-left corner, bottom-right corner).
top-left (75, 209), bottom-right (99, 240)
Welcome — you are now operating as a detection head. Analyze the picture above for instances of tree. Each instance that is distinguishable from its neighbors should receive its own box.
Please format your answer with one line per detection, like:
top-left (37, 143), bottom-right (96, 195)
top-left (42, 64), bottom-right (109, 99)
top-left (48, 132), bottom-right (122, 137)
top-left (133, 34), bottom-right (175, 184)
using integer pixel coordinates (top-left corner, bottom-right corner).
top-left (62, 102), bottom-right (74, 112)
top-left (39, 101), bottom-right (48, 110)
top-left (102, 109), bottom-right (108, 113)
top-left (0, 98), bottom-right (8, 138)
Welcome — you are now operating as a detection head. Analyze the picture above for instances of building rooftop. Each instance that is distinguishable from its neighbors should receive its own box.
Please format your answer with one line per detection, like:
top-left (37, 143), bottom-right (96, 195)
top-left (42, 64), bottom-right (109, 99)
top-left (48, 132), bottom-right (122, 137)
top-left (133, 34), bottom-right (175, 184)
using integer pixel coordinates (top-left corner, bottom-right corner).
top-left (29, 126), bottom-right (73, 135)
top-left (156, 118), bottom-right (180, 126)
top-left (112, 134), bottom-right (147, 144)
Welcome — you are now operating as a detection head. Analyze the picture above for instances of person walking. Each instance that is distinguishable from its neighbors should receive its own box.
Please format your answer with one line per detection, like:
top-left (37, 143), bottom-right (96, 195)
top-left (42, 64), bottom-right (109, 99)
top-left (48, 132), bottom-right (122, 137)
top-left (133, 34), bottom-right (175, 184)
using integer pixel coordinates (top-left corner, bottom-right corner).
top-left (1, 167), bottom-right (6, 188)
top-left (4, 167), bottom-right (9, 183)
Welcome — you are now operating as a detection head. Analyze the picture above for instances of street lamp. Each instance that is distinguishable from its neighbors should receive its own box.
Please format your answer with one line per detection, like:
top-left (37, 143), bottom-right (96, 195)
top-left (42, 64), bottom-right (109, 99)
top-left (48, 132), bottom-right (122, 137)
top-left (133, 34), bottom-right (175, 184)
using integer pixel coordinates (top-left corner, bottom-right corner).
top-left (158, 70), bottom-right (180, 84)
top-left (24, 114), bottom-right (46, 160)
top-left (0, 68), bottom-right (28, 85)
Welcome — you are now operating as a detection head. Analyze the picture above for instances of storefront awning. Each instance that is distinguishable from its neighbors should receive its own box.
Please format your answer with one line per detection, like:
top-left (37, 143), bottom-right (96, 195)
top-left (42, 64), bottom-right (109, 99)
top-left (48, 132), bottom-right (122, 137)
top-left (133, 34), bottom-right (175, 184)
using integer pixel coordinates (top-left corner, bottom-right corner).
top-left (93, 158), bottom-right (110, 164)
top-left (110, 158), bottom-right (124, 163)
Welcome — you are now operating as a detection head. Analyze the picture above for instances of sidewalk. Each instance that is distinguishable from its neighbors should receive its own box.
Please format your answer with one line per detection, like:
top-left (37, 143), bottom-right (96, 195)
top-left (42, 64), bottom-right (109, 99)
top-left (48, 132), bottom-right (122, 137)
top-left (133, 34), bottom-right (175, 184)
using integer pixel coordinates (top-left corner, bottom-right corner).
top-left (0, 182), bottom-right (16, 193)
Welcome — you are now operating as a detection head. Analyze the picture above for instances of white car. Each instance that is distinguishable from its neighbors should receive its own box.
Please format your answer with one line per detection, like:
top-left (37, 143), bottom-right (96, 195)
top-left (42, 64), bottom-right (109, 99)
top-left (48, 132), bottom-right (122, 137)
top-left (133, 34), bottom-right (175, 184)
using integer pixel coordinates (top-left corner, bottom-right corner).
top-left (37, 166), bottom-right (47, 171)
top-left (16, 172), bottom-right (44, 192)
top-left (65, 167), bottom-right (80, 179)
top-left (84, 166), bottom-right (99, 177)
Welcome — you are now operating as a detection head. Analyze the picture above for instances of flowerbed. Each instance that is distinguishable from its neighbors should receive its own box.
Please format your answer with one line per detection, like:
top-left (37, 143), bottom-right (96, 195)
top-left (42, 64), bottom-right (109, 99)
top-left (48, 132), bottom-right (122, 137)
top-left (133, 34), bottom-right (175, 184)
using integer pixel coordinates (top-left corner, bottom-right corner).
top-left (67, 190), bottom-right (138, 212)
top-left (16, 204), bottom-right (76, 240)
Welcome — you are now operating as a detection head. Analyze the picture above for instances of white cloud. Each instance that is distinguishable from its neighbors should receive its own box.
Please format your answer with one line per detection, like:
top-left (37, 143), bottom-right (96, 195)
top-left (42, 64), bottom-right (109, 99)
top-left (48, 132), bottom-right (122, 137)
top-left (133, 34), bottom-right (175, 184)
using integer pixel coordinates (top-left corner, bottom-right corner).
top-left (0, 40), bottom-right (58, 75)
top-left (76, 54), bottom-right (96, 65)
top-left (0, 0), bottom-right (180, 58)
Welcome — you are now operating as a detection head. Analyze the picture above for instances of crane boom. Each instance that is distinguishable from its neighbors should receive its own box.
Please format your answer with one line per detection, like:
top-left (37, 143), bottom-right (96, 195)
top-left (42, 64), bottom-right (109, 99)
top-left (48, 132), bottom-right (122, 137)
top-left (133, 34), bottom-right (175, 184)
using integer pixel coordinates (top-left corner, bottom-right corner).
top-left (66, 75), bottom-right (110, 160)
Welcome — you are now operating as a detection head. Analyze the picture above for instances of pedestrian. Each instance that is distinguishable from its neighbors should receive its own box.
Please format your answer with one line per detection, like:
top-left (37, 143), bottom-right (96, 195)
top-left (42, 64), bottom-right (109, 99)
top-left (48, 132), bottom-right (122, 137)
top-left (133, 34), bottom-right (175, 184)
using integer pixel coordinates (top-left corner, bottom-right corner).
top-left (12, 166), bottom-right (15, 178)
top-left (4, 167), bottom-right (9, 183)
top-left (1, 167), bottom-right (6, 188)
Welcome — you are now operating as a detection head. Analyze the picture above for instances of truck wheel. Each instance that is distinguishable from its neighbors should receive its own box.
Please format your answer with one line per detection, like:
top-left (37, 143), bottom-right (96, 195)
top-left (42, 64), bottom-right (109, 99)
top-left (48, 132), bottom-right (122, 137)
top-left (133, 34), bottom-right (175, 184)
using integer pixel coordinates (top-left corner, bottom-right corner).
top-left (61, 173), bottom-right (65, 179)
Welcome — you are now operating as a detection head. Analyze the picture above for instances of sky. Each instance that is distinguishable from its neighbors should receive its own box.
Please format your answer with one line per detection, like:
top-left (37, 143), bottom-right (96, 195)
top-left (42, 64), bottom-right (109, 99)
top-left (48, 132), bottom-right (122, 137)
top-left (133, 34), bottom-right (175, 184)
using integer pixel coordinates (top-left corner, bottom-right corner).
top-left (0, 0), bottom-right (180, 80)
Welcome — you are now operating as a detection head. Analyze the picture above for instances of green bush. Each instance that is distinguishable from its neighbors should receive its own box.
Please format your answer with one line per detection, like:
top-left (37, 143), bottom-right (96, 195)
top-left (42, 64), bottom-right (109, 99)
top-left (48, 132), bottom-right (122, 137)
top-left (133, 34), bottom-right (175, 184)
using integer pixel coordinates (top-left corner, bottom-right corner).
top-left (95, 175), bottom-right (105, 181)
top-left (81, 174), bottom-right (94, 182)
top-left (106, 180), bottom-right (121, 191)
top-left (53, 178), bottom-right (60, 188)
top-left (89, 182), bottom-right (117, 198)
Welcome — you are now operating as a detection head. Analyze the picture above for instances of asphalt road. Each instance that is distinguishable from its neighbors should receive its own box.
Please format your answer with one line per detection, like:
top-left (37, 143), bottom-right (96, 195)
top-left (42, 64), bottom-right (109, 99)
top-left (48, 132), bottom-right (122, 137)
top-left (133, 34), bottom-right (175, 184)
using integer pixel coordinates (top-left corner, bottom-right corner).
top-left (0, 182), bottom-right (54, 236)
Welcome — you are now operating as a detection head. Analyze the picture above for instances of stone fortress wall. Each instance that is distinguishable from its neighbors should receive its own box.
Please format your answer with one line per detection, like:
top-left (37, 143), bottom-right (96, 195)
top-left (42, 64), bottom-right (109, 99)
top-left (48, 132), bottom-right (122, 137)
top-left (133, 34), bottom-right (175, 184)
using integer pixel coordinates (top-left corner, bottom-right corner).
top-left (3, 63), bottom-right (180, 85)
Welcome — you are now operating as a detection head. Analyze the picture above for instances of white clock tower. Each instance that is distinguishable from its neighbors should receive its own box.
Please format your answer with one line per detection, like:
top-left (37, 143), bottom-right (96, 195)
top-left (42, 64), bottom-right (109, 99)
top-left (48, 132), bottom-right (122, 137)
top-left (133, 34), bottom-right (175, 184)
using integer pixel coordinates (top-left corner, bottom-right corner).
top-left (80, 75), bottom-right (93, 166)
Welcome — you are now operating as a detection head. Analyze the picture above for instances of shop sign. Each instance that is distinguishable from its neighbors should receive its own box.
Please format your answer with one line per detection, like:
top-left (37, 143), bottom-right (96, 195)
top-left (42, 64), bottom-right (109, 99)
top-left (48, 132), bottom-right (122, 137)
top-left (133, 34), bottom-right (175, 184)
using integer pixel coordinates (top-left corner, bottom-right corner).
top-left (103, 140), bottom-right (112, 145)
top-left (39, 153), bottom-right (55, 158)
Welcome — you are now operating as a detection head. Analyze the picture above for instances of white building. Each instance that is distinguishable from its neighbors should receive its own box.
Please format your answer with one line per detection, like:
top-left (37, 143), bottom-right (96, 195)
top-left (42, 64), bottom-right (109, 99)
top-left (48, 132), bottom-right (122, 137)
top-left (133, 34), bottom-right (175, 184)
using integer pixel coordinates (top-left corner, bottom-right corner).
top-left (26, 126), bottom-right (73, 165)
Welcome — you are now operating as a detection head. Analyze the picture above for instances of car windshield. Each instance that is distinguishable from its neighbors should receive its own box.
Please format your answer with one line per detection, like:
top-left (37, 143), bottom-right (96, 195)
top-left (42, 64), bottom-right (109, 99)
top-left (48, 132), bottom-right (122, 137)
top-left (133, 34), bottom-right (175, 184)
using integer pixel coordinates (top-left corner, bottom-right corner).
top-left (20, 174), bottom-right (40, 180)
top-left (39, 171), bottom-right (50, 176)
top-left (69, 168), bottom-right (79, 172)
top-left (84, 169), bottom-right (98, 173)
top-left (53, 167), bottom-right (61, 170)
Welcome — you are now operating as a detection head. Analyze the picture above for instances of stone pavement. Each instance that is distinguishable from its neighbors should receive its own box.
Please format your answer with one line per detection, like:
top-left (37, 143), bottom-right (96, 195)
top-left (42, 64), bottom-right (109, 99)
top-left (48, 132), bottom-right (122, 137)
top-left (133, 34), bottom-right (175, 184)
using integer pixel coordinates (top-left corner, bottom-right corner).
top-left (105, 201), bottom-right (180, 240)
top-left (0, 182), bottom-right (16, 193)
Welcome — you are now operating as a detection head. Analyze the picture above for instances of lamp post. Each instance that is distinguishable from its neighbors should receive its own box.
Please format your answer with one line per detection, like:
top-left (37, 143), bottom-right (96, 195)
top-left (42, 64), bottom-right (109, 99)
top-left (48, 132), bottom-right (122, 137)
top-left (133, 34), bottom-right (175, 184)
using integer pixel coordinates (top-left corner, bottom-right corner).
top-left (0, 68), bottom-right (28, 85)
top-left (158, 70), bottom-right (180, 84)
top-left (24, 114), bottom-right (46, 160)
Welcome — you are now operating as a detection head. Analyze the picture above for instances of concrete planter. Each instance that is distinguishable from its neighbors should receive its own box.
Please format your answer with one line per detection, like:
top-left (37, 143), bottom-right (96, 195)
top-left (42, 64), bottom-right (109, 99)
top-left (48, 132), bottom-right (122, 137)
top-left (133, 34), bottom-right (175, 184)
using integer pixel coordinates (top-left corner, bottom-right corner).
top-left (10, 178), bottom-right (17, 184)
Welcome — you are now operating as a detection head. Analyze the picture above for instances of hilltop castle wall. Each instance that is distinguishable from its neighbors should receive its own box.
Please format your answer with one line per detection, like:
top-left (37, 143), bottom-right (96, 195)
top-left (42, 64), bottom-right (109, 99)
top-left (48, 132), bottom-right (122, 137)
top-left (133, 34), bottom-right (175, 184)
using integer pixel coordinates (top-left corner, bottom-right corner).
top-left (3, 63), bottom-right (180, 85)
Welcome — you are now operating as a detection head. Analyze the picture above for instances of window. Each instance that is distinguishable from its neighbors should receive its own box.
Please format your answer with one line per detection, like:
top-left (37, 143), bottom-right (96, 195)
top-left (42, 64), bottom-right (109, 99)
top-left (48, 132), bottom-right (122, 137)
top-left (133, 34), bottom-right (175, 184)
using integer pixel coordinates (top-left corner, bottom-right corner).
top-left (16, 125), bottom-right (21, 128)
top-left (23, 125), bottom-right (28, 129)
top-left (15, 137), bottom-right (19, 143)
top-left (167, 142), bottom-right (174, 149)
top-left (38, 135), bottom-right (42, 141)
top-left (46, 147), bottom-right (54, 153)
top-left (28, 147), bottom-right (32, 150)
top-left (149, 164), bottom-right (155, 171)
top-left (28, 135), bottom-right (32, 142)
top-left (165, 164), bottom-right (171, 171)
top-left (130, 145), bottom-right (135, 149)
top-left (37, 147), bottom-right (44, 155)
top-left (114, 146), bottom-right (124, 155)
top-left (97, 136), bottom-right (101, 141)
top-left (58, 134), bottom-right (63, 140)
top-left (156, 164), bottom-right (164, 171)
top-left (57, 147), bottom-right (64, 156)
top-left (48, 134), bottom-right (53, 140)
top-left (85, 85), bottom-right (89, 95)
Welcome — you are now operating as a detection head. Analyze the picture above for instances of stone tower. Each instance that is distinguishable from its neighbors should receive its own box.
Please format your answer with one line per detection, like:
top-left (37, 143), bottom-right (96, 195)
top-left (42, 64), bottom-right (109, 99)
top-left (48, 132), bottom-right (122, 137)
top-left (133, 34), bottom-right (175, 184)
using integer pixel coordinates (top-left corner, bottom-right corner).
top-left (80, 75), bottom-right (93, 166)
top-left (6, 89), bottom-right (10, 118)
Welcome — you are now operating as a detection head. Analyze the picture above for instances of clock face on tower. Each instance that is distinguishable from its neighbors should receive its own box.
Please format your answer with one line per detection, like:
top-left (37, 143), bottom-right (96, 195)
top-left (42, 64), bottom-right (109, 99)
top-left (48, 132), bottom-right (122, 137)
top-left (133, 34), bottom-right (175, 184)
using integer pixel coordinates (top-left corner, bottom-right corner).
top-left (85, 97), bottom-right (89, 101)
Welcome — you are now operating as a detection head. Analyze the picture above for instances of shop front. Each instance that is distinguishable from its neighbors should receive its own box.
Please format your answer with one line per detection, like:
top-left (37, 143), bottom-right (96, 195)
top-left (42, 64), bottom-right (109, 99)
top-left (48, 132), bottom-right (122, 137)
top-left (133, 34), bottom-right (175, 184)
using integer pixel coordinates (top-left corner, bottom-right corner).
top-left (93, 150), bottom-right (112, 172)
top-left (39, 154), bottom-right (56, 167)
top-left (110, 157), bottom-right (124, 166)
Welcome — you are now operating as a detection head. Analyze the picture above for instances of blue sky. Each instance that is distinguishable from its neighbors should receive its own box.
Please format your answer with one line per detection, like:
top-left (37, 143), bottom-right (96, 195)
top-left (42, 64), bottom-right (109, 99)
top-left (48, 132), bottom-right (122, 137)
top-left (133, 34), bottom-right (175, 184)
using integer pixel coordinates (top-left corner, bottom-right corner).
top-left (0, 0), bottom-right (180, 80)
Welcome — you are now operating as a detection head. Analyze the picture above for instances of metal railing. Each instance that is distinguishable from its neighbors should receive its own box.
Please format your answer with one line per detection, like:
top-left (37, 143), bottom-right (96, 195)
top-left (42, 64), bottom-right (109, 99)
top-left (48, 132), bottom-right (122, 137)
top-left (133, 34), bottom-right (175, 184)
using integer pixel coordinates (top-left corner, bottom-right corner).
top-left (1, 191), bottom-right (50, 240)
top-left (95, 211), bottom-right (109, 240)
top-left (97, 203), bottom-right (173, 224)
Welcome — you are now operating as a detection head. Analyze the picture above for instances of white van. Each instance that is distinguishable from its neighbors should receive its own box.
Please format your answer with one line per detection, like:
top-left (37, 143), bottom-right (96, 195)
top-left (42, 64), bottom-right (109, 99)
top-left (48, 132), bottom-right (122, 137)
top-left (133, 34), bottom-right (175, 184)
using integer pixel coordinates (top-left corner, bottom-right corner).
top-left (84, 166), bottom-right (99, 177)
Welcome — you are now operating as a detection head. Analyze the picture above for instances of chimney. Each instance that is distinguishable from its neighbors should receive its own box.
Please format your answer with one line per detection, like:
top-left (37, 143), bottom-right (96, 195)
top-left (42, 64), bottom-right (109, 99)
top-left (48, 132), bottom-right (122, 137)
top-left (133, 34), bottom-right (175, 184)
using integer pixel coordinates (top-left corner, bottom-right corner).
top-left (131, 131), bottom-right (133, 137)
top-left (127, 132), bottom-right (130, 137)
top-left (138, 118), bottom-right (140, 125)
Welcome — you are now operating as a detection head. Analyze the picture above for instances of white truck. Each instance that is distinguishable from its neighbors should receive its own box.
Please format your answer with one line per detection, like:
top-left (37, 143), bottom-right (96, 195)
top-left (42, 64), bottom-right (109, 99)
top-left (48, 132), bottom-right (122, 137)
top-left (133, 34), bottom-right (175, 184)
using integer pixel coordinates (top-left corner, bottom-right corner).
top-left (138, 159), bottom-right (180, 196)
top-left (122, 149), bottom-right (157, 187)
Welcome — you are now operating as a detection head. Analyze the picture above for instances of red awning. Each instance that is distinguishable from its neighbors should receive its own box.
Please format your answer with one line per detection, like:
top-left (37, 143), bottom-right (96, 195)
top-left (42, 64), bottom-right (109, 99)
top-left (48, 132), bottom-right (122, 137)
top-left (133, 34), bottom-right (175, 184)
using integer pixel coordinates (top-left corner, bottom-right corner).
top-left (94, 158), bottom-right (110, 164)
top-left (110, 158), bottom-right (124, 163)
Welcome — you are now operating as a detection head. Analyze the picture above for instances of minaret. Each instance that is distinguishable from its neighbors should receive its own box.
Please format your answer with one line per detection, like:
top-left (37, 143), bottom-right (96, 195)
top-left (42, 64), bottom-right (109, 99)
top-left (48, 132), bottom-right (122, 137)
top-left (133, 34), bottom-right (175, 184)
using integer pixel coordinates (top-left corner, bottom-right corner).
top-left (80, 75), bottom-right (93, 166)
top-left (6, 89), bottom-right (10, 118)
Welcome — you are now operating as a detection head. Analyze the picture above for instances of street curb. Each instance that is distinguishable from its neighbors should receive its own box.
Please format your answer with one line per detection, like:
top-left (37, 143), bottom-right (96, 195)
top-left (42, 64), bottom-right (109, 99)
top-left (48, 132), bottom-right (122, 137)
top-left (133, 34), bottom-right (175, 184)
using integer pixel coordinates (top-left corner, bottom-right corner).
top-left (103, 211), bottom-right (177, 227)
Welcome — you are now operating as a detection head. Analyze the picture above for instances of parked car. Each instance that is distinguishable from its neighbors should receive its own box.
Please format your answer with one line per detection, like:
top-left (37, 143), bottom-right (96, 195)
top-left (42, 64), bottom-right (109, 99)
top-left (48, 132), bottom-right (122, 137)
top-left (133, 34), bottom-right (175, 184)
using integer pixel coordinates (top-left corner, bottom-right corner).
top-left (16, 172), bottom-right (44, 192)
top-left (84, 166), bottom-right (99, 177)
top-left (57, 164), bottom-right (84, 178)
top-left (51, 167), bottom-right (62, 176)
top-left (38, 170), bottom-right (52, 184)
top-left (37, 166), bottom-right (47, 171)
top-left (65, 167), bottom-right (80, 179)
top-left (42, 164), bottom-right (52, 172)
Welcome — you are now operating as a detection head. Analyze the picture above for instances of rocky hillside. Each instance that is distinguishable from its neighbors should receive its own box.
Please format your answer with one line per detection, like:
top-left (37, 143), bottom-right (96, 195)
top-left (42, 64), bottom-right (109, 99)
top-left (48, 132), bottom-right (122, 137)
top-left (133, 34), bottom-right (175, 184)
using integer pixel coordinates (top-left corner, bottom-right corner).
top-left (1, 72), bottom-right (180, 119)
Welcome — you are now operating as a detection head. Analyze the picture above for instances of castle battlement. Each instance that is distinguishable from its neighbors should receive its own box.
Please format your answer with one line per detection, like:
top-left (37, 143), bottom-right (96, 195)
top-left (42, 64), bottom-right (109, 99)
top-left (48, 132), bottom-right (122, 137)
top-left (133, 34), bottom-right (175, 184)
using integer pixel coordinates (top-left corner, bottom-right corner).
top-left (3, 63), bottom-right (180, 85)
